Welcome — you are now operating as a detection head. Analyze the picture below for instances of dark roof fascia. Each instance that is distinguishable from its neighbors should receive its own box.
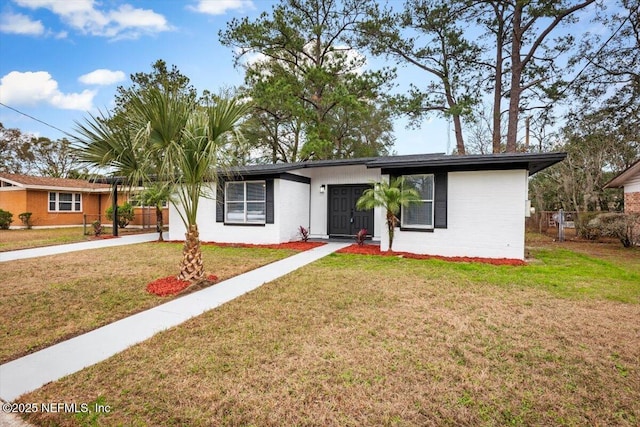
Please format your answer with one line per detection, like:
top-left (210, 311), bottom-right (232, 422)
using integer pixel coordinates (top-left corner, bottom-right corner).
top-left (131, 153), bottom-right (566, 183)
top-left (220, 172), bottom-right (311, 184)
top-left (222, 157), bottom-right (381, 178)
top-left (370, 152), bottom-right (567, 175)
top-left (224, 163), bottom-right (305, 177)
top-left (299, 157), bottom-right (379, 168)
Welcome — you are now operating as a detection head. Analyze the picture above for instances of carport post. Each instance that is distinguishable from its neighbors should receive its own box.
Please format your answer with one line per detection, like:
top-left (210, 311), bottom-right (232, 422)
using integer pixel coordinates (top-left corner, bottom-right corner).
top-left (112, 182), bottom-right (118, 237)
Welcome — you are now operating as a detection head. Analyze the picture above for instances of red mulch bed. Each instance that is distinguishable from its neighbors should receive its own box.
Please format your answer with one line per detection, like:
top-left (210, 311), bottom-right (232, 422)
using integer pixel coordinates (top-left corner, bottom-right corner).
top-left (89, 235), bottom-right (119, 240)
top-left (337, 244), bottom-right (526, 266)
top-left (146, 241), bottom-right (324, 297)
top-left (205, 241), bottom-right (326, 250)
top-left (162, 241), bottom-right (326, 251)
top-left (146, 274), bottom-right (219, 297)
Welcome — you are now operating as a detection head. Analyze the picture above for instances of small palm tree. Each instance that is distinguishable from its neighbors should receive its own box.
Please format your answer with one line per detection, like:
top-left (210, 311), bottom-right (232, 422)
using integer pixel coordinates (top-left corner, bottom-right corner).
top-left (356, 177), bottom-right (420, 251)
top-left (139, 183), bottom-right (171, 242)
top-left (75, 87), bottom-right (249, 282)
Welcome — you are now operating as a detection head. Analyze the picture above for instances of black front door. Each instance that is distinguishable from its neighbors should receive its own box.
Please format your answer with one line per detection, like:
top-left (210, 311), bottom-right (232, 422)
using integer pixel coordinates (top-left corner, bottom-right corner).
top-left (328, 185), bottom-right (374, 237)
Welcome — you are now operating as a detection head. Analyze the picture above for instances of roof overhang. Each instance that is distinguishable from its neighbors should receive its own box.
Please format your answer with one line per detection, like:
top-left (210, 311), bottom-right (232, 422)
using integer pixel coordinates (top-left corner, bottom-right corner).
top-left (220, 152), bottom-right (567, 179)
top-left (0, 180), bottom-right (111, 193)
top-left (368, 152), bottom-right (567, 175)
top-left (604, 159), bottom-right (640, 188)
top-left (26, 185), bottom-right (111, 193)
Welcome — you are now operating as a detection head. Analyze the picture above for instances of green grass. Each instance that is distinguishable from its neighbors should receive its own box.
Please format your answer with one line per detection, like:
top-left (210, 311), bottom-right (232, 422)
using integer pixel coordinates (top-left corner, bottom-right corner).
top-left (15, 238), bottom-right (640, 426)
top-left (0, 242), bottom-right (297, 363)
top-left (322, 247), bottom-right (640, 304)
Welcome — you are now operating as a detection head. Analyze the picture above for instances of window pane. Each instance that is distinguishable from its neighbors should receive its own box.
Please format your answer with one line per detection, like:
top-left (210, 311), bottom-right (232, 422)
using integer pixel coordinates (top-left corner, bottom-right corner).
top-left (49, 192), bottom-right (56, 201)
top-left (59, 193), bottom-right (73, 202)
top-left (404, 175), bottom-right (433, 200)
top-left (59, 202), bottom-right (73, 211)
top-left (74, 194), bottom-right (81, 202)
top-left (74, 203), bottom-right (81, 211)
top-left (226, 202), bottom-right (245, 222)
top-left (226, 183), bottom-right (244, 202)
top-left (49, 202), bottom-right (56, 211)
top-left (403, 201), bottom-right (433, 227)
top-left (246, 202), bottom-right (265, 223)
top-left (246, 182), bottom-right (265, 201)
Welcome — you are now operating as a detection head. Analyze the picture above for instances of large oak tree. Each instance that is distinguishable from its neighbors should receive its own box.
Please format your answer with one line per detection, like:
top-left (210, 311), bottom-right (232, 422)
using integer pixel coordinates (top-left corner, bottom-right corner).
top-left (220, 0), bottom-right (395, 161)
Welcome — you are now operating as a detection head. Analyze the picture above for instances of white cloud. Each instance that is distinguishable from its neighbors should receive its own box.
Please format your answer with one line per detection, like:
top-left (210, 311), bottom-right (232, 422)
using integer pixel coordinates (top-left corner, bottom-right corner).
top-left (191, 0), bottom-right (254, 15)
top-left (78, 69), bottom-right (126, 85)
top-left (12, 0), bottom-right (171, 39)
top-left (0, 71), bottom-right (96, 110)
top-left (0, 12), bottom-right (44, 35)
top-left (109, 4), bottom-right (169, 32)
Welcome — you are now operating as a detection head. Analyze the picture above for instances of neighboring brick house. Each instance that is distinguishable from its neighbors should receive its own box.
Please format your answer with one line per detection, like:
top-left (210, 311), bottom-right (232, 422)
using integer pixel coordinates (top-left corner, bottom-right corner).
top-left (605, 159), bottom-right (640, 214)
top-left (0, 173), bottom-right (168, 228)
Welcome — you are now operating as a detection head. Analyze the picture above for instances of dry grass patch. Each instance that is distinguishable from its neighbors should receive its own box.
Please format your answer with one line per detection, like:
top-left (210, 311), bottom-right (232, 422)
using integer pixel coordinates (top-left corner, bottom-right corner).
top-left (0, 227), bottom-right (152, 252)
top-left (20, 251), bottom-right (640, 426)
top-left (0, 243), bottom-right (296, 363)
top-left (0, 227), bottom-right (91, 252)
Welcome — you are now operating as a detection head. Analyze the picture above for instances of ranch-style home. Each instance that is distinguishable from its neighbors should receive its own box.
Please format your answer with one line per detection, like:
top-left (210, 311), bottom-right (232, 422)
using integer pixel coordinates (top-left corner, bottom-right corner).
top-left (0, 173), bottom-right (112, 228)
top-left (0, 173), bottom-right (168, 229)
top-left (169, 152), bottom-right (566, 260)
top-left (604, 158), bottom-right (640, 214)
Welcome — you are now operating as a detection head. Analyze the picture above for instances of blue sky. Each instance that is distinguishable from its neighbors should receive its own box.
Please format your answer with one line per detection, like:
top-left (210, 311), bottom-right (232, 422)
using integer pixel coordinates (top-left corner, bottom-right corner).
top-left (0, 0), bottom-right (451, 156)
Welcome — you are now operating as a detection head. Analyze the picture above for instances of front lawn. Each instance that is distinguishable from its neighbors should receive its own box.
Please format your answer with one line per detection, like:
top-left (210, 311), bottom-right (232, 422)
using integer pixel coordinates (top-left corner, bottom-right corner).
top-left (0, 227), bottom-right (91, 252)
top-left (19, 237), bottom-right (640, 426)
top-left (0, 243), bottom-right (297, 363)
top-left (0, 227), bottom-right (152, 252)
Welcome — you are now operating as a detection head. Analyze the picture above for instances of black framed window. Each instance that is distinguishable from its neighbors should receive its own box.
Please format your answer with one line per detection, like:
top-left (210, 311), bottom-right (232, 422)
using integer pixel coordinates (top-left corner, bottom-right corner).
top-left (401, 174), bottom-right (434, 229)
top-left (225, 181), bottom-right (266, 224)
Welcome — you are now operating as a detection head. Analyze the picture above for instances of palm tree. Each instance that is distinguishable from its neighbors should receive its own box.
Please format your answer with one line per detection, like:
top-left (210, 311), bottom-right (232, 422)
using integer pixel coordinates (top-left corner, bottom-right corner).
top-left (138, 183), bottom-right (171, 242)
top-left (74, 87), bottom-right (249, 282)
top-left (356, 177), bottom-right (420, 251)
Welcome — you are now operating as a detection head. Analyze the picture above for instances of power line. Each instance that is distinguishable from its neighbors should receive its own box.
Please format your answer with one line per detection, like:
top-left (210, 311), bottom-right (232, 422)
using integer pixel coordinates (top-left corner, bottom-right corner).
top-left (0, 102), bottom-right (74, 138)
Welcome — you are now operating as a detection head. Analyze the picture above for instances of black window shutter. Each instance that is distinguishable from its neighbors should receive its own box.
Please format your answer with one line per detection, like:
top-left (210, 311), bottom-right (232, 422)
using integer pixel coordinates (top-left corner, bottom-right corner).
top-left (216, 181), bottom-right (225, 223)
top-left (434, 172), bottom-right (448, 229)
top-left (266, 179), bottom-right (274, 224)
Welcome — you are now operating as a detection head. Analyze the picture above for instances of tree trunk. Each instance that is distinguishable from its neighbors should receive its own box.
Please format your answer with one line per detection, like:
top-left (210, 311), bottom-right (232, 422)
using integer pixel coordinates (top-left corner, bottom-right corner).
top-left (178, 224), bottom-right (204, 282)
top-left (155, 206), bottom-right (164, 242)
top-left (452, 113), bottom-right (466, 155)
top-left (443, 73), bottom-right (466, 155)
top-left (506, 3), bottom-right (523, 153)
top-left (386, 210), bottom-right (396, 251)
top-left (492, 5), bottom-right (505, 153)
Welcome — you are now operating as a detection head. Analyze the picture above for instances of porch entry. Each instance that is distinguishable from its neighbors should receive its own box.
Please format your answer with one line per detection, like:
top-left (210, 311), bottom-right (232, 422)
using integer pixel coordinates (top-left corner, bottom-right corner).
top-left (327, 184), bottom-right (374, 237)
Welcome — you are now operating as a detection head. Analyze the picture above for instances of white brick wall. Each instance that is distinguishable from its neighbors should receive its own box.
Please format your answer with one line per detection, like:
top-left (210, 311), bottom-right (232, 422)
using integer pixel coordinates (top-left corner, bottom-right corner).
top-left (387, 169), bottom-right (529, 260)
top-left (300, 165), bottom-right (383, 239)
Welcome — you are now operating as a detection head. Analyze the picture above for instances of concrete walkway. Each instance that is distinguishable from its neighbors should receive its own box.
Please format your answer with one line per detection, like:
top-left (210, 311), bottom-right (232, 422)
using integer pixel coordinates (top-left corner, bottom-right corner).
top-left (0, 232), bottom-right (160, 262)
top-left (0, 242), bottom-right (349, 402)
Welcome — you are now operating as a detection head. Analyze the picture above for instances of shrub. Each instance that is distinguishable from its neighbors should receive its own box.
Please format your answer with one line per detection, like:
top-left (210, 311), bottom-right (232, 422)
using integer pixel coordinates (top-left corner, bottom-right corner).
top-left (0, 209), bottom-right (13, 229)
top-left (355, 228), bottom-right (368, 246)
top-left (589, 212), bottom-right (640, 248)
top-left (92, 220), bottom-right (103, 236)
top-left (18, 212), bottom-right (32, 229)
top-left (575, 211), bottom-right (600, 240)
top-left (105, 202), bottom-right (135, 228)
top-left (298, 225), bottom-right (309, 242)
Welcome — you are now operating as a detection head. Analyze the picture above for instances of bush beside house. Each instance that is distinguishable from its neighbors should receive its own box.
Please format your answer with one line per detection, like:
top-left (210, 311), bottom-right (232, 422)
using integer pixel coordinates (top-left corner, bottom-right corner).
top-left (0, 209), bottom-right (12, 229)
